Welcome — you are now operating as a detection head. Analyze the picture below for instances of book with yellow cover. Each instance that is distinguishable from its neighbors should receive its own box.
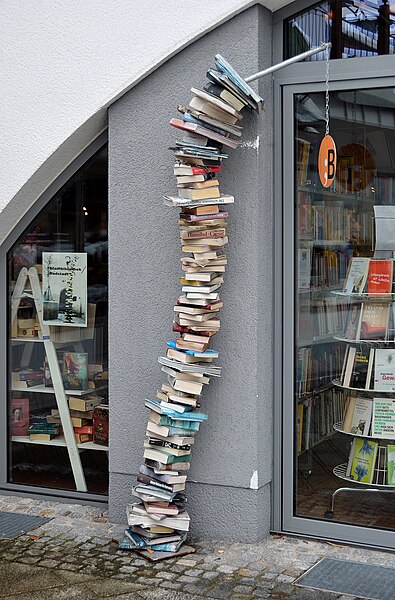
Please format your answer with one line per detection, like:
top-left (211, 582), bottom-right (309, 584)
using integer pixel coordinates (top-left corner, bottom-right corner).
top-left (346, 438), bottom-right (378, 484)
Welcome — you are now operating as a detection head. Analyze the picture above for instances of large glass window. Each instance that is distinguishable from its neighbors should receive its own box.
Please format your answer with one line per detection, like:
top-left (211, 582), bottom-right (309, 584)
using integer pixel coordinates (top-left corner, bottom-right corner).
top-left (8, 144), bottom-right (108, 495)
top-left (286, 0), bottom-right (395, 60)
top-left (295, 88), bottom-right (395, 530)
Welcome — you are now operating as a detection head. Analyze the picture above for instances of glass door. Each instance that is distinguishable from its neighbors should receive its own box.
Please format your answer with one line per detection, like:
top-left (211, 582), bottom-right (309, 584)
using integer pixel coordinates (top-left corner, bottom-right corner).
top-left (279, 65), bottom-right (395, 549)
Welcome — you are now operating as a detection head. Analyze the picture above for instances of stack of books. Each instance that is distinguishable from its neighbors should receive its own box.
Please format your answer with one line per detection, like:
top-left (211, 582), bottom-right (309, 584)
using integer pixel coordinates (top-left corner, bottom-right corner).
top-left (120, 54), bottom-right (263, 556)
top-left (28, 423), bottom-right (60, 441)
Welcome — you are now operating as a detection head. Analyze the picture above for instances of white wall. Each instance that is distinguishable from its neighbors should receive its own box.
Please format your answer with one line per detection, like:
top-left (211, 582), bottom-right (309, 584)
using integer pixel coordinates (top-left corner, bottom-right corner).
top-left (0, 0), bottom-right (290, 237)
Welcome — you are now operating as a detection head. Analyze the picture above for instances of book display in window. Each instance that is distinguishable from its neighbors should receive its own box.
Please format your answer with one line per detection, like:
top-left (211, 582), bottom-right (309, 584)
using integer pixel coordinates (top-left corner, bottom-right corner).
top-left (10, 265), bottom-right (108, 493)
top-left (325, 254), bottom-right (395, 516)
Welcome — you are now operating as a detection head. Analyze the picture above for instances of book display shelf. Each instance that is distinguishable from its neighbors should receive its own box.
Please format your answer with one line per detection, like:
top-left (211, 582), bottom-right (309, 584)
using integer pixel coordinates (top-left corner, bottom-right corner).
top-left (324, 277), bottom-right (395, 517)
top-left (10, 266), bottom-right (108, 493)
top-left (296, 135), bottom-right (395, 524)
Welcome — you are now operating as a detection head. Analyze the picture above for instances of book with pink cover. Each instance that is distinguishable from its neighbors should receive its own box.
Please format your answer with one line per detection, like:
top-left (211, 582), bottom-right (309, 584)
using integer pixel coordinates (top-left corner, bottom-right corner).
top-left (11, 398), bottom-right (29, 436)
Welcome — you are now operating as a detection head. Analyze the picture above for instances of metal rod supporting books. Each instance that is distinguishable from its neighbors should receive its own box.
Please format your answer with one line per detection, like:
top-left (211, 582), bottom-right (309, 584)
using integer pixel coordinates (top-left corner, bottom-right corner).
top-left (245, 43), bottom-right (332, 83)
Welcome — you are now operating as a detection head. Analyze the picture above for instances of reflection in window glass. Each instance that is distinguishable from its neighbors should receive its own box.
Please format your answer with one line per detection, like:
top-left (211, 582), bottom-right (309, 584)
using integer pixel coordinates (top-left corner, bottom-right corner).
top-left (286, 0), bottom-right (395, 60)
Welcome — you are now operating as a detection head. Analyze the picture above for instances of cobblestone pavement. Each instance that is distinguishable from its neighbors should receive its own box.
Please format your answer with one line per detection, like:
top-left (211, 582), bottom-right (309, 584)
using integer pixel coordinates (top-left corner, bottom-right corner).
top-left (0, 494), bottom-right (393, 599)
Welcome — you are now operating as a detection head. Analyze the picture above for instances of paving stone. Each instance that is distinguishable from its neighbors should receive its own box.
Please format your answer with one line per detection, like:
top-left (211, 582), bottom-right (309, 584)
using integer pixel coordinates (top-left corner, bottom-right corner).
top-left (37, 559), bottom-right (60, 568)
top-left (178, 575), bottom-right (199, 584)
top-left (276, 574), bottom-right (296, 584)
top-left (205, 582), bottom-right (234, 599)
top-left (233, 585), bottom-right (255, 593)
top-left (160, 581), bottom-right (183, 590)
top-left (202, 571), bottom-right (220, 580)
top-left (176, 558), bottom-right (198, 566)
top-left (184, 568), bottom-right (204, 576)
top-left (156, 571), bottom-right (176, 580)
top-left (217, 565), bottom-right (236, 574)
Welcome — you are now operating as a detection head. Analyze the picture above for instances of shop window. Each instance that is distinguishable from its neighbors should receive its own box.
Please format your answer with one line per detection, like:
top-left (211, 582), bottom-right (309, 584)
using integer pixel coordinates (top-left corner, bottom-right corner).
top-left (7, 144), bottom-right (108, 496)
top-left (294, 87), bottom-right (395, 531)
top-left (286, 0), bottom-right (394, 60)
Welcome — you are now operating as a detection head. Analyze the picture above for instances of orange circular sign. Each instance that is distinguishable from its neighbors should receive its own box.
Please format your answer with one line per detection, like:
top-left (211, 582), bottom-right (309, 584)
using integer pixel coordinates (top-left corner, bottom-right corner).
top-left (318, 135), bottom-right (337, 188)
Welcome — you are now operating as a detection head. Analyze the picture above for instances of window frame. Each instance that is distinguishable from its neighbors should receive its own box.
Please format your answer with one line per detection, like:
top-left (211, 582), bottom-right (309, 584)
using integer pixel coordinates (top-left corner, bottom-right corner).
top-left (0, 130), bottom-right (108, 505)
top-left (272, 54), bottom-right (395, 549)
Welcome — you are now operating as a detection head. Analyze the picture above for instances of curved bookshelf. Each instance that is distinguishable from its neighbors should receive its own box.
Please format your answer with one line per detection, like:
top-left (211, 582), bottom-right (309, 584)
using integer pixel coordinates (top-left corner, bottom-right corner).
top-left (333, 336), bottom-right (395, 345)
top-left (332, 379), bottom-right (395, 395)
top-left (333, 463), bottom-right (395, 489)
top-left (332, 291), bottom-right (395, 301)
top-left (333, 422), bottom-right (395, 441)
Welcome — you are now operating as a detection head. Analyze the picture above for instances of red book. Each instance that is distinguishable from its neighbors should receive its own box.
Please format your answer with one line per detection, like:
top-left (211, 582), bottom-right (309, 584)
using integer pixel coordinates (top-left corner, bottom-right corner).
top-left (367, 260), bottom-right (393, 296)
top-left (74, 425), bottom-right (93, 435)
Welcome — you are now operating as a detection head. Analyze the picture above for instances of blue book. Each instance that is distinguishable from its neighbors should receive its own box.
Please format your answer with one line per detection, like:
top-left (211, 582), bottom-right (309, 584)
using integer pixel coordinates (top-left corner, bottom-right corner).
top-left (182, 112), bottom-right (229, 138)
top-left (123, 529), bottom-right (147, 548)
top-left (214, 54), bottom-right (264, 113)
top-left (166, 341), bottom-right (218, 358)
top-left (145, 399), bottom-right (207, 421)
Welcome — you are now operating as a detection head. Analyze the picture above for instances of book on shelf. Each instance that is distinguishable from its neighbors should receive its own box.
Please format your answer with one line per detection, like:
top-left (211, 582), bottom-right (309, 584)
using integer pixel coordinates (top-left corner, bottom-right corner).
top-left (346, 438), bottom-right (378, 483)
top-left (298, 247), bottom-right (312, 290)
top-left (371, 398), bottom-right (395, 438)
top-left (343, 302), bottom-right (362, 340)
top-left (343, 257), bottom-right (370, 295)
top-left (346, 347), bottom-right (374, 390)
top-left (367, 259), bottom-right (393, 296)
top-left (387, 445), bottom-right (395, 486)
top-left (342, 396), bottom-right (372, 436)
top-left (62, 352), bottom-right (88, 390)
top-left (68, 395), bottom-right (102, 412)
top-left (92, 404), bottom-right (109, 446)
top-left (11, 398), bottom-right (29, 437)
top-left (374, 349), bottom-right (395, 392)
top-left (296, 138), bottom-right (311, 186)
top-left (360, 302), bottom-right (390, 340)
top-left (75, 433), bottom-right (93, 444)
top-left (297, 388), bottom-right (345, 453)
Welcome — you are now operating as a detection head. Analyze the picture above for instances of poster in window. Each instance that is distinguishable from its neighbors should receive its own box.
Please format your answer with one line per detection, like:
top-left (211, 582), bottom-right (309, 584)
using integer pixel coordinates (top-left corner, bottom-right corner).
top-left (42, 252), bottom-right (87, 327)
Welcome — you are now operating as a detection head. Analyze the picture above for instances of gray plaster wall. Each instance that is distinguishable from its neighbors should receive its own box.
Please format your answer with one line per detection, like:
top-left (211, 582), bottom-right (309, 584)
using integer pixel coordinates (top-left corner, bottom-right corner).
top-left (108, 5), bottom-right (273, 541)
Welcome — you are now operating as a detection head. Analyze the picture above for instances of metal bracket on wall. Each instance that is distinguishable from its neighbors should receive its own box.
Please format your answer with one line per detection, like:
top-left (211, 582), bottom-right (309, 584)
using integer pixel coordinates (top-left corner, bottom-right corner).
top-left (245, 42), bottom-right (332, 83)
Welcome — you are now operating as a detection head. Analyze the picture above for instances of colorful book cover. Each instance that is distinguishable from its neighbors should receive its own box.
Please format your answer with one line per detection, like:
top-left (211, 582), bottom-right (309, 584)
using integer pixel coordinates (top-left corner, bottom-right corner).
top-left (62, 352), bottom-right (88, 390)
top-left (93, 405), bottom-right (109, 446)
top-left (347, 438), bottom-right (378, 483)
top-left (360, 302), bottom-right (389, 340)
top-left (350, 348), bottom-right (372, 389)
top-left (343, 257), bottom-right (369, 295)
top-left (371, 398), bottom-right (395, 438)
top-left (343, 396), bottom-right (372, 436)
top-left (387, 445), bottom-right (395, 486)
top-left (374, 349), bottom-right (395, 392)
top-left (11, 398), bottom-right (29, 437)
top-left (367, 259), bottom-right (393, 296)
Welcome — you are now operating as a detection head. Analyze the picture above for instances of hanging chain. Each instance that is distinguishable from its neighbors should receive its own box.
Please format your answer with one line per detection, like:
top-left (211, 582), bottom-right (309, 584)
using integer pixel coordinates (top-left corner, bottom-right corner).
top-left (325, 42), bottom-right (330, 136)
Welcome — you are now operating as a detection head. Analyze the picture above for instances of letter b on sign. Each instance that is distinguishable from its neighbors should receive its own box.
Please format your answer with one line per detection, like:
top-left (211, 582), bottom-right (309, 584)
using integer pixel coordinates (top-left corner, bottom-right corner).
top-left (318, 135), bottom-right (337, 188)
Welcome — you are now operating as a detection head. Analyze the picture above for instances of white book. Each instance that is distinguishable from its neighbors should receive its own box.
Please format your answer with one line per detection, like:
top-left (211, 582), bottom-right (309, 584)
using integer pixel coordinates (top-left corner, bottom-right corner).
top-left (343, 257), bottom-right (370, 295)
top-left (343, 396), bottom-right (372, 436)
top-left (343, 346), bottom-right (356, 387)
top-left (374, 349), bottom-right (395, 391)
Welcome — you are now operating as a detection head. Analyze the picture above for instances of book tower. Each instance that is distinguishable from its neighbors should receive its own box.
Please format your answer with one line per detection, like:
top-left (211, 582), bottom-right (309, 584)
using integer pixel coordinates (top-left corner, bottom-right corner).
top-left (120, 55), bottom-right (263, 557)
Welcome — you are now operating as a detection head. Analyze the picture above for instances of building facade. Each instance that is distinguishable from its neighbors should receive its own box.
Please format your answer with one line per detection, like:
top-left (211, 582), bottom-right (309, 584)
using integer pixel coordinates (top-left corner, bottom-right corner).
top-left (2, 0), bottom-right (395, 549)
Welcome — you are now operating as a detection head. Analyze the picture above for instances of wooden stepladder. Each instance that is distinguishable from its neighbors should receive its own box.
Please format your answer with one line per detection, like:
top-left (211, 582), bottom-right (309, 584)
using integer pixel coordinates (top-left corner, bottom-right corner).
top-left (11, 266), bottom-right (88, 492)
